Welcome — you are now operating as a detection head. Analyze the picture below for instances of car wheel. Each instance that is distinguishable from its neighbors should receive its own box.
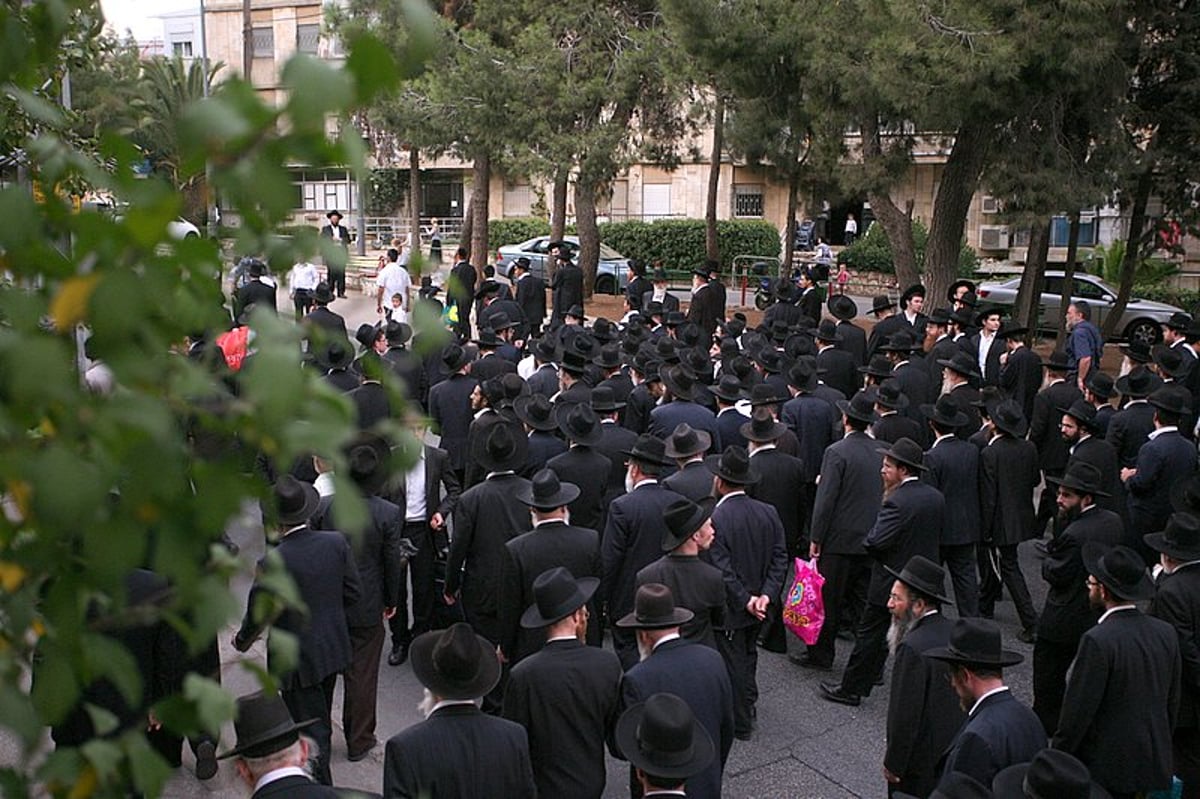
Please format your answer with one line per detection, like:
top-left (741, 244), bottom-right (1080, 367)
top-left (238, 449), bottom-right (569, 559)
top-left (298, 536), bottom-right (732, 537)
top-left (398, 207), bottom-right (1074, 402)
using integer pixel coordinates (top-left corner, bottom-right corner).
top-left (185, 232), bottom-right (199, 239)
top-left (1123, 318), bottom-right (1162, 346)
top-left (594, 275), bottom-right (616, 295)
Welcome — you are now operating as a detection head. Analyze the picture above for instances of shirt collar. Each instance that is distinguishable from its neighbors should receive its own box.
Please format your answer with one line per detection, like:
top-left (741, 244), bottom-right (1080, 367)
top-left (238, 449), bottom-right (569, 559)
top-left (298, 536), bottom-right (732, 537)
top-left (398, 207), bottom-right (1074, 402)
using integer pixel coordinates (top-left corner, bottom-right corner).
top-left (255, 767), bottom-right (310, 792)
top-left (749, 443), bottom-right (776, 455)
top-left (546, 634), bottom-right (577, 643)
top-left (652, 632), bottom-right (681, 651)
top-left (486, 470), bottom-right (516, 480)
top-left (1098, 604), bottom-right (1137, 624)
top-left (431, 699), bottom-right (478, 715)
top-left (633, 478), bottom-right (658, 490)
top-left (314, 472), bottom-right (335, 497)
top-left (1149, 426), bottom-right (1178, 439)
top-left (715, 490), bottom-right (745, 508)
top-left (533, 517), bottom-right (564, 528)
top-left (933, 433), bottom-right (956, 447)
top-left (969, 685), bottom-right (1010, 717)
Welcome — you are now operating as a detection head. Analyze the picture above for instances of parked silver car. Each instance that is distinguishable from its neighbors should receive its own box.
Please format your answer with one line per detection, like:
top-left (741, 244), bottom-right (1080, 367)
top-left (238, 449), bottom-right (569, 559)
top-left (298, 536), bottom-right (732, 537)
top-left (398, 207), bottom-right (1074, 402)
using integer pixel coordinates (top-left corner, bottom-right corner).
top-left (494, 235), bottom-right (630, 295)
top-left (976, 271), bottom-right (1183, 345)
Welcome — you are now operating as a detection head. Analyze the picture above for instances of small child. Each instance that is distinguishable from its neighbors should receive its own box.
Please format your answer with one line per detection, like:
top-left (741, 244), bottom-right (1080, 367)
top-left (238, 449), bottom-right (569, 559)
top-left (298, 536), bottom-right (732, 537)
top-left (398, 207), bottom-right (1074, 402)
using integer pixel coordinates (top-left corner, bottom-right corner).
top-left (836, 263), bottom-right (851, 295)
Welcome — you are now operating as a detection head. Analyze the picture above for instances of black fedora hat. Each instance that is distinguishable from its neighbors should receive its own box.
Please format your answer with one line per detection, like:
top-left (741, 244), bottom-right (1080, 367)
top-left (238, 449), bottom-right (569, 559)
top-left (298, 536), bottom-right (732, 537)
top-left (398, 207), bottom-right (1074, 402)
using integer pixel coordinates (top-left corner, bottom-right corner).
top-left (326, 209), bottom-right (342, 220)
top-left (410, 622), bottom-right (502, 700)
top-left (719, 316), bottom-right (746, 338)
top-left (661, 497), bottom-right (714, 552)
top-left (859, 354), bottom-right (894, 379)
top-left (926, 618), bottom-right (1024, 668)
top-left (272, 475), bottom-right (319, 526)
top-left (592, 317), bottom-right (619, 343)
top-left (900, 283), bottom-right (926, 305)
top-left (926, 307), bottom-right (952, 327)
top-left (1042, 349), bottom-right (1071, 371)
top-left (441, 343), bottom-right (471, 372)
top-left (810, 319), bottom-right (843, 343)
top-left (754, 348), bottom-right (785, 375)
top-left (593, 343), bottom-right (622, 370)
top-left (741, 407), bottom-right (788, 443)
top-left (560, 349), bottom-right (590, 377)
top-left (1082, 542), bottom-right (1154, 601)
top-left (768, 320), bottom-right (791, 343)
top-left (947, 279), bottom-right (977, 303)
top-left (1085, 371), bottom-right (1115, 399)
top-left (516, 468), bottom-right (581, 510)
top-left (1165, 310), bottom-right (1193, 331)
top-left (1148, 384), bottom-right (1191, 415)
top-left (972, 385), bottom-right (1005, 414)
top-left (1046, 461), bottom-right (1109, 497)
top-left (1058, 399), bottom-right (1100, 433)
top-left (679, 347), bottom-right (713, 381)
top-left (990, 399), bottom-right (1028, 438)
top-left (615, 693), bottom-right (715, 781)
top-left (1120, 338), bottom-right (1154, 364)
top-left (664, 423), bottom-right (712, 460)
top-left (472, 422), bottom-right (529, 473)
top-left (345, 431), bottom-right (393, 494)
top-left (533, 337), bottom-right (559, 362)
top-left (313, 281), bottom-right (334, 305)
top-left (748, 384), bottom-right (785, 407)
top-left (556, 402), bottom-right (603, 446)
top-left (938, 350), bottom-right (981, 379)
top-left (837, 390), bottom-right (879, 424)
top-left (884, 555), bottom-right (952, 604)
top-left (1114, 364), bottom-right (1161, 397)
top-left (829, 294), bottom-right (858, 321)
top-left (565, 303), bottom-right (586, 320)
top-left (317, 337), bottom-right (354, 371)
top-left (711, 374), bottom-right (746, 403)
top-left (1152, 343), bottom-right (1188, 378)
top-left (993, 749), bottom-right (1111, 799)
top-left (880, 331), bottom-right (919, 353)
top-left (514, 393), bottom-right (558, 431)
top-left (615, 583), bottom-right (695, 629)
top-left (997, 318), bottom-right (1027, 339)
top-left (621, 434), bottom-right (673, 468)
top-left (878, 437), bottom-right (926, 471)
top-left (787, 360), bottom-right (819, 391)
top-left (384, 320), bottom-right (413, 346)
top-left (590, 385), bottom-right (626, 412)
top-left (653, 336), bottom-right (681, 364)
top-left (520, 566), bottom-right (599, 628)
top-left (874, 379), bottom-right (909, 410)
top-left (473, 280), bottom-right (501, 301)
top-left (705, 445), bottom-right (760, 485)
top-left (472, 327), bottom-right (505, 348)
top-left (921, 394), bottom-right (969, 429)
top-left (511, 256), bottom-right (532, 271)
top-left (661, 364), bottom-right (701, 401)
top-left (871, 294), bottom-right (897, 314)
top-left (665, 310), bottom-right (686, 328)
top-left (354, 321), bottom-right (381, 351)
top-left (1144, 512), bottom-right (1200, 562)
top-left (948, 306), bottom-right (975, 328)
top-left (216, 691), bottom-right (318, 760)
top-left (650, 266), bottom-right (669, 282)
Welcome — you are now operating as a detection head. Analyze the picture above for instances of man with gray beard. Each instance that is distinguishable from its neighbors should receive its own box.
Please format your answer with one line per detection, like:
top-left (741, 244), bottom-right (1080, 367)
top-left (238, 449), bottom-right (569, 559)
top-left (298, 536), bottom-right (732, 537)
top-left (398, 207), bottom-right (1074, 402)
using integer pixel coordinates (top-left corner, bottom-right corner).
top-left (881, 557), bottom-right (965, 798)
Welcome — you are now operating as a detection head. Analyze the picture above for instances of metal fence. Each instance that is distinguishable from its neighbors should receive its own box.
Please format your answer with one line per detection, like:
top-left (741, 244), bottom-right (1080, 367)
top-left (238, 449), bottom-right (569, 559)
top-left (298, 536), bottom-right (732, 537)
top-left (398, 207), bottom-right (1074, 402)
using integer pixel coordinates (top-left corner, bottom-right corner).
top-left (362, 216), bottom-right (465, 251)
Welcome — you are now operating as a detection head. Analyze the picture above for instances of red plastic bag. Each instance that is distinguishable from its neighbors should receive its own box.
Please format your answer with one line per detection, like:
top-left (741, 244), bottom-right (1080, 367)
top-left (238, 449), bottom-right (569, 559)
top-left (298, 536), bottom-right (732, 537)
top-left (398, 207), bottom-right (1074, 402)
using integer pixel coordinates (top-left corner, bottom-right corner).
top-left (783, 557), bottom-right (826, 645)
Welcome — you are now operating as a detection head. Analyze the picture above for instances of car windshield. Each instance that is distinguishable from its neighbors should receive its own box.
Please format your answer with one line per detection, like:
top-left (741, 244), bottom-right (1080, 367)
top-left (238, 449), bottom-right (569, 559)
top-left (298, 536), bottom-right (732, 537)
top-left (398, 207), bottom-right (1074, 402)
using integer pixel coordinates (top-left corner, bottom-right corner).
top-left (598, 243), bottom-right (623, 260)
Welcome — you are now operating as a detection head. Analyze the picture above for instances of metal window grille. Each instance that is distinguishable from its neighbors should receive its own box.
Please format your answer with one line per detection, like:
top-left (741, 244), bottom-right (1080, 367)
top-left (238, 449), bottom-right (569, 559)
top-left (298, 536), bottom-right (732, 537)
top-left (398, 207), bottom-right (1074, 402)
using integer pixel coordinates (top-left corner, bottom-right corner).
top-left (251, 27), bottom-right (274, 57)
top-left (296, 24), bottom-right (320, 54)
top-left (733, 185), bottom-right (764, 218)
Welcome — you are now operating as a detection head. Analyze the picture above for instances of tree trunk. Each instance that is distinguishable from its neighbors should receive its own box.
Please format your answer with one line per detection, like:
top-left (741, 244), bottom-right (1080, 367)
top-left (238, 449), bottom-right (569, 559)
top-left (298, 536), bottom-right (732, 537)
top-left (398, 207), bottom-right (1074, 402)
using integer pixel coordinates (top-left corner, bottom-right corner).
top-left (783, 169), bottom-right (798, 275)
top-left (469, 152), bottom-right (490, 277)
top-left (575, 179), bottom-right (599, 299)
top-left (1104, 166), bottom-right (1154, 338)
top-left (459, 195), bottom-right (472, 260)
top-left (242, 0), bottom-right (253, 78)
top-left (548, 168), bottom-right (568, 284)
top-left (705, 93), bottom-right (725, 264)
top-left (860, 114), bottom-right (919, 288)
top-left (924, 121), bottom-right (991, 308)
top-left (409, 147), bottom-right (421, 279)
top-left (1056, 210), bottom-right (1081, 340)
top-left (1014, 218), bottom-right (1052, 335)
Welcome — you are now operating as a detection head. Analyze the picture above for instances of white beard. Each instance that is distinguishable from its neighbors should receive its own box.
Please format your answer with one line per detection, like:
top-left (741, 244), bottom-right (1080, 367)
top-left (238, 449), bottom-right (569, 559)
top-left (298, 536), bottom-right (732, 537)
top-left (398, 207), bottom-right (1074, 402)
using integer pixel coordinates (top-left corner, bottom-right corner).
top-left (625, 471), bottom-right (636, 495)
top-left (940, 376), bottom-right (957, 398)
top-left (887, 612), bottom-right (913, 655)
top-left (417, 688), bottom-right (437, 719)
top-left (637, 638), bottom-right (653, 662)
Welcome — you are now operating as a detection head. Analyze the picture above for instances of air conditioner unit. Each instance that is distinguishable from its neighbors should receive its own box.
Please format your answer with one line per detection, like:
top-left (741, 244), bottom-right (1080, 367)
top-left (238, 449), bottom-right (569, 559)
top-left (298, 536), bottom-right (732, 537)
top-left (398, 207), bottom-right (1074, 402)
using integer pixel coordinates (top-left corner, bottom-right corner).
top-left (981, 196), bottom-right (1001, 214)
top-left (979, 225), bottom-right (1010, 250)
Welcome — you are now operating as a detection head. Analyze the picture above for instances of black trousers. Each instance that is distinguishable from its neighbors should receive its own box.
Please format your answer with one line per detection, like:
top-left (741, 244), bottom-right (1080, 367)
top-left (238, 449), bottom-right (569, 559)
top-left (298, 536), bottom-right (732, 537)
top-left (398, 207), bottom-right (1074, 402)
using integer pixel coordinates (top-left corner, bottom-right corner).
top-left (839, 602), bottom-right (891, 697)
top-left (1176, 725), bottom-right (1200, 799)
top-left (1036, 469), bottom-right (1063, 535)
top-left (327, 265), bottom-right (346, 297)
top-left (941, 543), bottom-right (980, 618)
top-left (890, 773), bottom-right (938, 799)
top-left (1032, 635), bottom-right (1079, 736)
top-left (717, 624), bottom-right (761, 736)
top-left (282, 673), bottom-right (337, 785)
top-left (343, 623), bottom-right (385, 756)
top-left (293, 288), bottom-right (313, 320)
top-left (978, 544), bottom-right (1038, 629)
top-left (807, 553), bottom-right (870, 667)
top-left (389, 521), bottom-right (438, 646)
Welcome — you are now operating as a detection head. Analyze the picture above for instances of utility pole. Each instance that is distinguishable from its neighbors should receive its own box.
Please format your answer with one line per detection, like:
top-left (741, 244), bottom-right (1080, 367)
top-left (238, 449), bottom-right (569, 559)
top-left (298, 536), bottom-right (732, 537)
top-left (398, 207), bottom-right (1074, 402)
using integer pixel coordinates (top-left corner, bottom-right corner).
top-left (242, 0), bottom-right (253, 78)
top-left (199, 0), bottom-right (217, 238)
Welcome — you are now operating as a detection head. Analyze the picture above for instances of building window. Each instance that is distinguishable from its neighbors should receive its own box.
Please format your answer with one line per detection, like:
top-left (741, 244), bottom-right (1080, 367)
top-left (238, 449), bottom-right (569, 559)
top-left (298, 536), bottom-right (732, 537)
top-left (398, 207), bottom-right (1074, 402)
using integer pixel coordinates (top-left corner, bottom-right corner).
top-left (293, 169), bottom-right (357, 212)
top-left (297, 24), bottom-right (320, 54)
top-left (172, 41), bottom-right (193, 58)
top-left (251, 27), bottom-right (274, 58)
top-left (1050, 214), bottom-right (1098, 247)
top-left (502, 180), bottom-right (533, 217)
top-left (733, 184), bottom-right (764, 218)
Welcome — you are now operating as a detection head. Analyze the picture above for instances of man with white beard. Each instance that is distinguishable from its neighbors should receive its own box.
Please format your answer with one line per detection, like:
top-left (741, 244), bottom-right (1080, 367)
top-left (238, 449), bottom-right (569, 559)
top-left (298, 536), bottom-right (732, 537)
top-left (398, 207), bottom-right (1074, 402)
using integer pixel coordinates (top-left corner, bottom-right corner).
top-left (881, 556), bottom-right (965, 798)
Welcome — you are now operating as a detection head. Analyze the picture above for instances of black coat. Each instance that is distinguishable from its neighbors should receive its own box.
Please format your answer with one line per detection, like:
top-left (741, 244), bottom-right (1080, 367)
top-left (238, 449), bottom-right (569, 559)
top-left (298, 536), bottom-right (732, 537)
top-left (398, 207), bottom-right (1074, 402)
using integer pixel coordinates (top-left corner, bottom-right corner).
top-left (503, 639), bottom-right (622, 799)
top-left (999, 345), bottom-right (1043, 422)
top-left (716, 407), bottom-right (750, 451)
top-left (546, 445), bottom-right (611, 532)
top-left (836, 320), bottom-right (868, 366)
top-left (1107, 399), bottom-right (1157, 467)
top-left (428, 373), bottom-right (479, 472)
top-left (939, 690), bottom-right (1047, 790)
top-left (252, 774), bottom-right (372, 799)
top-left (663, 459), bottom-right (715, 503)
top-left (649, 401), bottom-right (720, 453)
top-left (626, 276), bottom-right (653, 311)
top-left (383, 347), bottom-right (428, 408)
top-left (892, 360), bottom-right (934, 420)
top-left (781, 394), bottom-right (841, 484)
top-left (468, 352), bottom-right (517, 383)
top-left (637, 555), bottom-right (726, 649)
top-left (885, 612), bottom-right (966, 785)
top-left (235, 527), bottom-right (362, 689)
top-left (235, 278), bottom-right (277, 317)
top-left (1127, 428), bottom-right (1197, 535)
top-left (1037, 505), bottom-right (1123, 643)
top-left (923, 435), bottom-right (981, 547)
top-left (817, 345), bottom-right (860, 398)
top-left (967, 331), bottom-right (1006, 386)
top-left (464, 410), bottom-right (520, 489)
top-left (926, 335), bottom-right (959, 387)
top-left (944, 382), bottom-right (983, 442)
top-left (1053, 609), bottom-right (1181, 794)
top-left (594, 420), bottom-right (638, 503)
top-left (868, 313), bottom-right (908, 360)
top-left (382, 445), bottom-right (460, 524)
top-left (601, 482), bottom-right (684, 619)
top-left (525, 429), bottom-right (567, 475)
top-left (383, 704), bottom-right (535, 799)
top-left (687, 282), bottom-right (723, 339)
top-left (313, 494), bottom-right (405, 628)
top-left (872, 411), bottom-right (925, 446)
top-left (448, 260), bottom-right (477, 312)
top-left (979, 435), bottom-right (1040, 546)
top-left (514, 274), bottom-right (547, 334)
top-left (863, 479), bottom-right (944, 606)
top-left (623, 383), bottom-right (654, 435)
top-left (550, 264), bottom-right (584, 322)
top-left (797, 286), bottom-right (822, 324)
top-left (1030, 379), bottom-right (1083, 472)
top-left (349, 381), bottom-right (390, 430)
top-left (810, 431), bottom-right (883, 554)
top-left (620, 638), bottom-right (734, 799)
top-left (1067, 435), bottom-right (1124, 517)
top-left (1149, 562), bottom-right (1200, 732)
top-left (499, 520), bottom-right (600, 662)
top-left (710, 493), bottom-right (789, 628)
top-left (641, 290), bottom-right (680, 313)
top-left (747, 446), bottom-right (808, 553)
top-left (526, 363), bottom-right (560, 398)
top-left (304, 306), bottom-right (348, 339)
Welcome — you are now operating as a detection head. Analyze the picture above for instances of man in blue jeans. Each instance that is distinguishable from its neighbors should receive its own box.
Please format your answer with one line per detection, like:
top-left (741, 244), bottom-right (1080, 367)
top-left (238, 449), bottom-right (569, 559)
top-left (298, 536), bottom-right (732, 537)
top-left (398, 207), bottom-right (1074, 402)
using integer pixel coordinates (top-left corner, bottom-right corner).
top-left (1066, 300), bottom-right (1104, 392)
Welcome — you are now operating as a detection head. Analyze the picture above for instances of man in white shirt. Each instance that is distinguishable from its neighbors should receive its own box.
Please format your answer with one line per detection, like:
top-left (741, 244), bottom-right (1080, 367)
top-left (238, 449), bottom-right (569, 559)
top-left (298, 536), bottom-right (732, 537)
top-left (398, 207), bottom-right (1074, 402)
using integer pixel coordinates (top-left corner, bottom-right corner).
top-left (376, 248), bottom-right (411, 324)
top-left (288, 260), bottom-right (321, 320)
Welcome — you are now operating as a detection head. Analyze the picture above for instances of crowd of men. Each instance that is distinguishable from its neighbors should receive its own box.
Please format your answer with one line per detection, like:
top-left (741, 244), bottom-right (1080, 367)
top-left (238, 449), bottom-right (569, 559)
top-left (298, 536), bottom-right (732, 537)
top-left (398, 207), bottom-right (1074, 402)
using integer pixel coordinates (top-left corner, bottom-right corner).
top-left (77, 237), bottom-right (1200, 799)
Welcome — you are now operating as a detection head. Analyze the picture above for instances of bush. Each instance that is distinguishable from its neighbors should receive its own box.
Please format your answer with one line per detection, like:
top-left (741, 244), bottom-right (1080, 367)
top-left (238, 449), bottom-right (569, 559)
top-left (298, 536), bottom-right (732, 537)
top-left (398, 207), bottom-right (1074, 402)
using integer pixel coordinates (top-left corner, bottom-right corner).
top-left (1131, 284), bottom-right (1200, 315)
top-left (597, 218), bottom-right (780, 272)
top-left (838, 219), bottom-right (978, 277)
top-left (488, 217), bottom-right (551, 248)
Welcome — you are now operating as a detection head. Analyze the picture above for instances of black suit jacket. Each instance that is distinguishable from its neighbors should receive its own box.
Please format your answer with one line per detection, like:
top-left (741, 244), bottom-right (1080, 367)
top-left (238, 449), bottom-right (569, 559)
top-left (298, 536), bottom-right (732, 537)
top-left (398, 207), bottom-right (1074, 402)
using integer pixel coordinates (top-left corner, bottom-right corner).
top-left (428, 373), bottom-right (478, 471)
top-left (967, 331), bottom-right (1005, 386)
top-left (525, 429), bottom-right (567, 474)
top-left (926, 335), bottom-right (959, 387)
top-left (1106, 399), bottom-right (1157, 467)
top-left (550, 264), bottom-right (584, 322)
top-left (686, 283), bottom-right (723, 339)
top-left (637, 555), bottom-right (726, 649)
top-left (383, 704), bottom-right (535, 799)
top-left (979, 435), bottom-right (1040, 546)
top-left (999, 345), bottom-right (1042, 422)
top-left (886, 612), bottom-right (965, 782)
top-left (595, 421), bottom-right (638, 503)
top-left (305, 306), bottom-right (349, 341)
top-left (710, 493), bottom-right (788, 628)
top-left (236, 278), bottom-right (277, 317)
top-left (716, 406), bottom-right (749, 451)
top-left (939, 690), bottom-right (1046, 790)
top-left (836, 320), bottom-right (868, 366)
top-left (1067, 435), bottom-right (1123, 517)
top-left (1037, 505), bottom-right (1123, 643)
top-left (810, 431), bottom-right (883, 554)
top-left (253, 774), bottom-right (375, 799)
top-left (663, 459), bottom-right (715, 503)
top-left (626, 276), bottom-right (652, 311)
top-left (641, 289), bottom-right (680, 313)
top-left (1150, 562), bottom-right (1200, 732)
top-left (1053, 609), bottom-right (1181, 794)
top-left (781, 394), bottom-right (840, 484)
top-left (863, 479), bottom-right (944, 605)
top-left (872, 411), bottom-right (924, 446)
top-left (747, 446), bottom-right (808, 553)
top-left (319, 223), bottom-right (352, 247)
top-left (1126, 428), bottom-right (1198, 532)
top-left (467, 352), bottom-right (516, 383)
top-left (526, 363), bottom-right (559, 398)
top-left (1030, 379), bottom-right (1083, 472)
top-left (944, 382), bottom-right (983, 442)
top-left (503, 639), bottom-right (622, 799)
top-left (923, 435), bottom-right (981, 547)
top-left (797, 286), bottom-right (822, 324)
top-left (817, 345), bottom-right (859, 398)
top-left (448, 260), bottom-right (477, 311)
top-left (867, 313), bottom-right (908, 360)
top-left (499, 520), bottom-right (600, 662)
top-left (601, 482), bottom-right (684, 618)
top-left (383, 445), bottom-right (460, 524)
top-left (892, 360), bottom-right (933, 421)
top-left (514, 274), bottom-right (547, 333)
top-left (546, 445), bottom-right (610, 532)
top-left (313, 494), bottom-right (405, 628)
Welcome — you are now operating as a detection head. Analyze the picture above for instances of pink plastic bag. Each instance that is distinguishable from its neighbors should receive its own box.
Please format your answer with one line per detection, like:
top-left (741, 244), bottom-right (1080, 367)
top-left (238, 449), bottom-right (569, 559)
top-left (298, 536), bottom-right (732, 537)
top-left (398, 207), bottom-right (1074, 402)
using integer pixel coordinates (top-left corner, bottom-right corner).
top-left (782, 557), bottom-right (826, 645)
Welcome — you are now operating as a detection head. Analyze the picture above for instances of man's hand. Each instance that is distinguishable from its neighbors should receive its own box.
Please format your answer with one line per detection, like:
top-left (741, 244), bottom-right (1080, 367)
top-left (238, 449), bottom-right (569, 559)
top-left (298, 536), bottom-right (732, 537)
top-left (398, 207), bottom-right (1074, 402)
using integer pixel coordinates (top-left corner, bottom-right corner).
top-left (384, 606), bottom-right (397, 620)
top-left (376, 304), bottom-right (384, 314)
top-left (430, 512), bottom-right (445, 531)
top-left (809, 541), bottom-right (822, 559)
top-left (443, 591), bottom-right (457, 606)
top-left (746, 595), bottom-right (769, 620)
top-left (496, 645), bottom-right (508, 665)
top-left (1120, 467), bottom-right (1136, 483)
top-left (883, 766), bottom-right (900, 784)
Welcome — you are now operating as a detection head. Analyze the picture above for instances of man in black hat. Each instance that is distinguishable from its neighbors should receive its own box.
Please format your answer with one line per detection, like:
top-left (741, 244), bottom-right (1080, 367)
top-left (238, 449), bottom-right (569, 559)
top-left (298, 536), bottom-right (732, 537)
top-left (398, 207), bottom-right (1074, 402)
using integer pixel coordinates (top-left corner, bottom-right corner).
top-left (315, 338), bottom-right (361, 394)
top-left (650, 365), bottom-right (719, 453)
top-left (477, 285), bottom-right (527, 348)
top-left (1122, 386), bottom-right (1197, 563)
top-left (883, 332), bottom-right (934, 420)
top-left (235, 259), bottom-right (278, 319)
top-left (992, 749), bottom-right (1111, 799)
top-left (616, 693), bottom-right (717, 799)
top-left (380, 320), bottom-right (428, 407)
top-left (510, 256), bottom-right (546, 338)
top-left (1107, 364), bottom-right (1161, 467)
top-left (602, 435), bottom-right (687, 669)
top-left (997, 319), bottom-right (1041, 422)
top-left (220, 691), bottom-right (359, 798)
top-left (617, 585), bottom-right (734, 799)
top-left (822, 438), bottom-right (944, 707)
top-left (1059, 400), bottom-right (1124, 518)
top-left (625, 260), bottom-right (652, 313)
top-left (782, 361), bottom-right (841, 496)
top-left (1146, 512), bottom-right (1200, 798)
top-left (927, 618), bottom-right (1047, 791)
top-left (708, 446), bottom-right (788, 738)
top-left (384, 623), bottom-right (535, 797)
top-left (546, 403), bottom-right (610, 534)
top-left (935, 350), bottom-right (982, 440)
top-left (642, 266), bottom-right (680, 315)
top-left (1031, 350), bottom-right (1084, 535)
top-left (686, 264), bottom-right (723, 340)
top-left (1085, 372), bottom-right (1117, 437)
top-left (591, 385), bottom-right (638, 502)
top-left (923, 308), bottom-right (956, 384)
top-left (969, 307), bottom-right (1005, 387)
top-left (525, 337), bottom-right (560, 398)
top-left (712, 375), bottom-right (750, 450)
top-left (814, 319), bottom-right (859, 398)
top-left (499, 472), bottom-right (601, 664)
top-left (549, 250), bottom-right (584, 325)
top-left (428, 344), bottom-right (478, 483)
top-left (625, 355), bottom-right (665, 436)
top-left (1053, 544), bottom-right (1181, 798)
top-left (800, 391), bottom-right (884, 671)
top-left (233, 477), bottom-right (363, 785)
top-left (663, 423), bottom-right (716, 502)
top-left (461, 376), bottom-right (512, 489)
top-left (514, 393), bottom-right (566, 473)
top-left (503, 567), bottom-right (621, 799)
top-left (881, 556), bottom-right (965, 798)
top-left (867, 295), bottom-right (905, 360)
top-left (1032, 462), bottom-right (1123, 734)
top-left (922, 395), bottom-right (982, 617)
top-left (304, 282), bottom-right (349, 343)
top-left (318, 210), bottom-right (351, 298)
top-left (873, 379), bottom-right (925, 445)
top-left (796, 267), bottom-right (823, 324)
top-left (744, 407), bottom-right (808, 558)
top-left (899, 284), bottom-right (928, 335)
top-left (468, 327), bottom-right (517, 383)
top-left (447, 246), bottom-right (476, 340)
top-left (977, 399), bottom-right (1041, 639)
top-left (1163, 310), bottom-right (1197, 362)
top-left (829, 293), bottom-right (868, 366)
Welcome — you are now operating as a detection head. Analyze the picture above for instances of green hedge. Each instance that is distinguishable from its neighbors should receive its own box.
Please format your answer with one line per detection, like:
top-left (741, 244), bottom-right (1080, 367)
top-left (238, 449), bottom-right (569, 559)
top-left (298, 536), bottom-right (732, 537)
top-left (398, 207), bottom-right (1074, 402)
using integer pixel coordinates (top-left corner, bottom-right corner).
top-left (838, 219), bottom-right (978, 277)
top-left (597, 218), bottom-right (780, 272)
top-left (488, 217), bottom-right (551, 249)
top-left (1131, 284), bottom-right (1200, 314)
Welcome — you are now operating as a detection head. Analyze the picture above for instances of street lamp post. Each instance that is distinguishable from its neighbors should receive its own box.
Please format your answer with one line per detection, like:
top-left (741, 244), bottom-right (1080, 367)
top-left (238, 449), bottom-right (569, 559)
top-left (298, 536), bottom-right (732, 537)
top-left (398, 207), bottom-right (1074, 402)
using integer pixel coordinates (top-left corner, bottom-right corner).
top-left (199, 0), bottom-right (218, 239)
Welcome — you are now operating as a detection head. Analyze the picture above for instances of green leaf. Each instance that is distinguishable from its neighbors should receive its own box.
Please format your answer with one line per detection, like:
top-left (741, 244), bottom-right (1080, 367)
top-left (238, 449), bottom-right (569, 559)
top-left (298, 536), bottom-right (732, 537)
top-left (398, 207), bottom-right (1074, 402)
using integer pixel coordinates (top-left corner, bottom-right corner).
top-left (7, 85), bottom-right (65, 126)
top-left (346, 34), bottom-right (400, 105)
top-left (80, 738), bottom-right (123, 780)
top-left (122, 730), bottom-right (173, 797)
top-left (30, 645), bottom-right (80, 726)
top-left (0, 683), bottom-right (42, 746)
top-left (282, 54), bottom-right (353, 131)
top-left (183, 674), bottom-right (235, 738)
top-left (83, 632), bottom-right (142, 711)
top-left (266, 628), bottom-right (299, 678)
top-left (83, 702), bottom-right (120, 738)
